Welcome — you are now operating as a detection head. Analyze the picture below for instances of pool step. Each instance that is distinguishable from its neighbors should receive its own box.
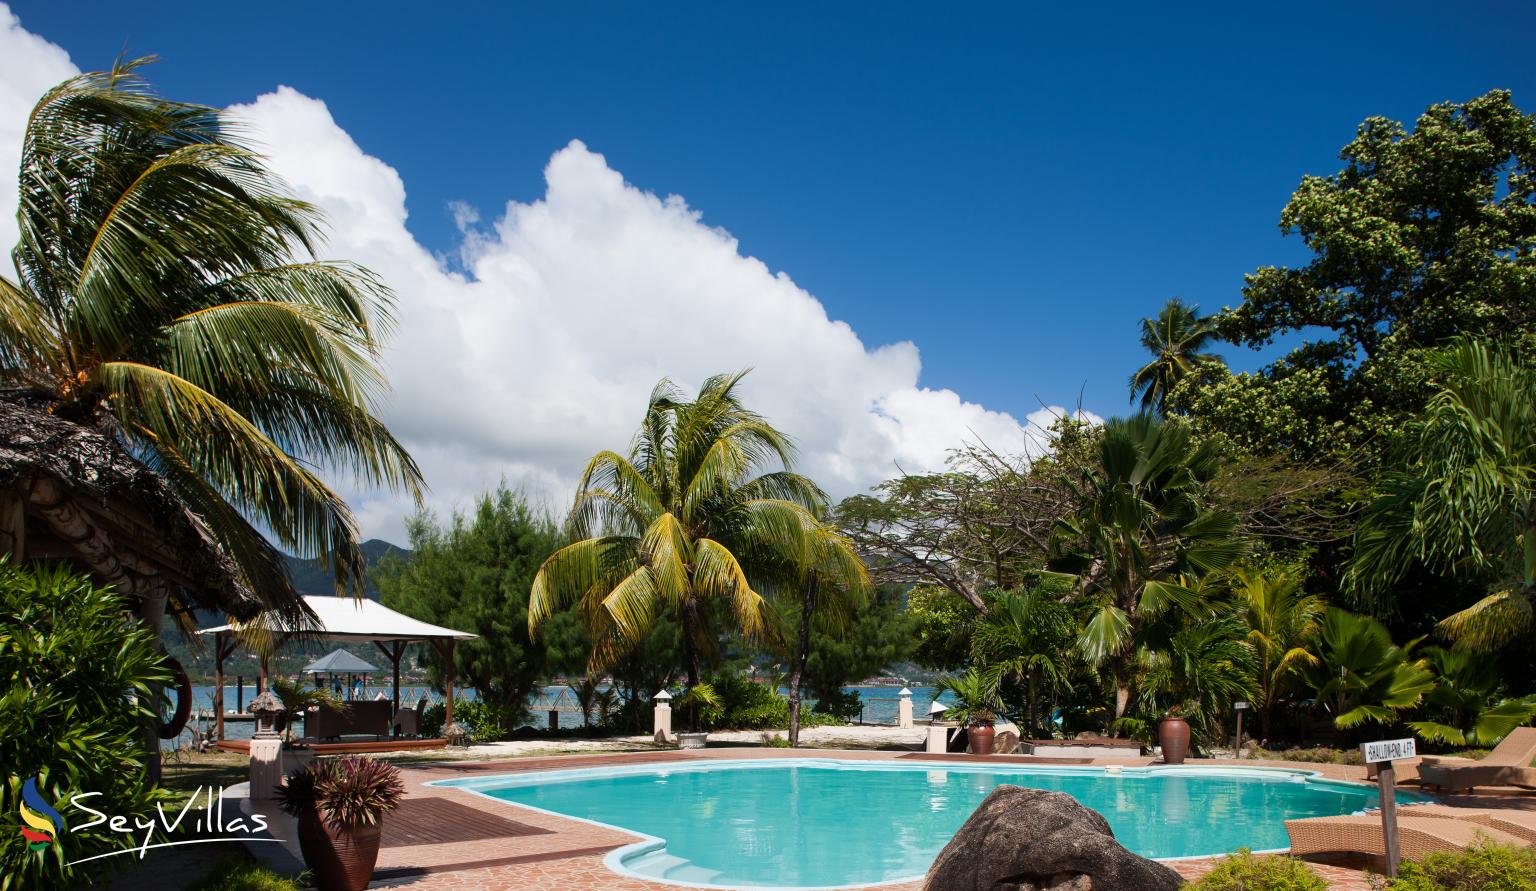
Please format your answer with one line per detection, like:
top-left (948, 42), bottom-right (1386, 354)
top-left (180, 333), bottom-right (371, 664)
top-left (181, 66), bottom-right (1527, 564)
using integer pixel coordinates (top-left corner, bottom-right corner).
top-left (626, 849), bottom-right (723, 883)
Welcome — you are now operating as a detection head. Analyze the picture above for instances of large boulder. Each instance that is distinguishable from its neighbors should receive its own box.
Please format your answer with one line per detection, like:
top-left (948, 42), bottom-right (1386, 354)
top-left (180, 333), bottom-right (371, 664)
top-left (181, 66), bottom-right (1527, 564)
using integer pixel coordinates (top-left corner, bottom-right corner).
top-left (923, 785), bottom-right (1184, 891)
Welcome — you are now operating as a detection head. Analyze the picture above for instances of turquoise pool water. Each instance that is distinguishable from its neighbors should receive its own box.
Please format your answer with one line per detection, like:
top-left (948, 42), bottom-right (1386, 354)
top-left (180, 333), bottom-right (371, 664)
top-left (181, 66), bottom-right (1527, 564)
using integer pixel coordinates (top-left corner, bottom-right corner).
top-left (433, 759), bottom-right (1427, 889)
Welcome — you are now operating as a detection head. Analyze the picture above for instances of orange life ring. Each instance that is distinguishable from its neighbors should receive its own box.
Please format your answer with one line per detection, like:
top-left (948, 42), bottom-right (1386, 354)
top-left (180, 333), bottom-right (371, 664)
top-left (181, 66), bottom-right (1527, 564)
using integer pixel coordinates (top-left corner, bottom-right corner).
top-left (157, 657), bottom-right (193, 739)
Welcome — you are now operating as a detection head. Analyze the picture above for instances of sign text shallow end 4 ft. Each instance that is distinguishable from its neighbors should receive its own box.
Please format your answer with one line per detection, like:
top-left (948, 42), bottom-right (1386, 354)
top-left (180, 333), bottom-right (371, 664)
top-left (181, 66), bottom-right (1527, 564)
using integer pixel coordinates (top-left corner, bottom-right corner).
top-left (1362, 738), bottom-right (1417, 764)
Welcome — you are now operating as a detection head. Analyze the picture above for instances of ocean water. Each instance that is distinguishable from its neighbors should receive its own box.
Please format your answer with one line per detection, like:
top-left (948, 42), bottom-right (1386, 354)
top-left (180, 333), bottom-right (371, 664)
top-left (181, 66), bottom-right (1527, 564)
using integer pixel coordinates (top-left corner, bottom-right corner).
top-left (442, 760), bottom-right (1425, 888)
top-left (167, 683), bottom-right (940, 748)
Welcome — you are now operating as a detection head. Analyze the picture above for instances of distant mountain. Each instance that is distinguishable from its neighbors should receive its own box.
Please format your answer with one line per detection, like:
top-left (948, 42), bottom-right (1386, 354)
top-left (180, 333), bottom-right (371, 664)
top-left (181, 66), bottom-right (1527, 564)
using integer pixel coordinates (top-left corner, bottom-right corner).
top-left (282, 538), bottom-right (411, 600)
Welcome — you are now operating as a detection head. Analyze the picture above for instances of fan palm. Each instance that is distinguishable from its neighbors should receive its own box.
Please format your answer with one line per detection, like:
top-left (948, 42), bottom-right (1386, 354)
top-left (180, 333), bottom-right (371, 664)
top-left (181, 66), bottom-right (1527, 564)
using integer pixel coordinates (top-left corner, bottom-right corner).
top-left (1348, 339), bottom-right (1536, 647)
top-left (0, 61), bottom-right (422, 625)
top-left (1407, 646), bottom-right (1536, 748)
top-left (528, 372), bottom-right (864, 730)
top-left (1051, 414), bottom-right (1246, 723)
top-left (933, 667), bottom-right (1004, 726)
top-left (1232, 564), bottom-right (1324, 739)
top-left (1301, 610), bottom-right (1435, 731)
top-left (1129, 298), bottom-right (1222, 414)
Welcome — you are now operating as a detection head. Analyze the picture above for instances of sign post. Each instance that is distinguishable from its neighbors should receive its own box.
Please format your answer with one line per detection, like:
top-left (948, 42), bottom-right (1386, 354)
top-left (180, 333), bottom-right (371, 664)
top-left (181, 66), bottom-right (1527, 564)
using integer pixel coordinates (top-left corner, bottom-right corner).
top-left (1233, 701), bottom-right (1248, 759)
top-left (1362, 737), bottom-right (1417, 878)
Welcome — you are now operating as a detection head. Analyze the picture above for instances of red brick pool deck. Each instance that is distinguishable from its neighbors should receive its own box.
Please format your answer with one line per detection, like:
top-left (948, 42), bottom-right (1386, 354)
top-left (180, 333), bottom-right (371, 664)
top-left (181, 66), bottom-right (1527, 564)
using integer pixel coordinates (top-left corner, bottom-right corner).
top-left (316, 747), bottom-right (1531, 890)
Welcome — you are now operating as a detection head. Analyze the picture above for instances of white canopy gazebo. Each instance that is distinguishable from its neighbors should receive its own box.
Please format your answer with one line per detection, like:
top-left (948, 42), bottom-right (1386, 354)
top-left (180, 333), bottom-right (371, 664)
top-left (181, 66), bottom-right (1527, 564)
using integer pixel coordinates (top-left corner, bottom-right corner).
top-left (198, 595), bottom-right (476, 741)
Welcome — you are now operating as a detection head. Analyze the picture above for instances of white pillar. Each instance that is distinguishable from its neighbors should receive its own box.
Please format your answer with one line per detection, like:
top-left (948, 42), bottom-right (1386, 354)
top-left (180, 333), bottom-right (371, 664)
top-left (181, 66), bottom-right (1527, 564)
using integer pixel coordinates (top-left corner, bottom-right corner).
top-left (652, 690), bottom-right (673, 744)
top-left (897, 688), bottom-right (914, 729)
top-left (926, 723), bottom-right (950, 754)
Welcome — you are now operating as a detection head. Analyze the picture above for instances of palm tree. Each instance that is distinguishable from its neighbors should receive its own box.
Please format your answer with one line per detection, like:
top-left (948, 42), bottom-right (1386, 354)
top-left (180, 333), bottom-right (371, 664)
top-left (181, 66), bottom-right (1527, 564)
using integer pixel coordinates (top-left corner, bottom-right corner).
top-left (528, 372), bottom-right (864, 730)
top-left (1348, 340), bottom-right (1536, 647)
top-left (932, 667), bottom-right (1003, 727)
top-left (1128, 298), bottom-right (1222, 414)
top-left (0, 61), bottom-right (422, 625)
top-left (785, 523), bottom-right (871, 747)
top-left (1407, 647), bottom-right (1536, 748)
top-left (1232, 565), bottom-right (1323, 740)
top-left (1051, 414), bottom-right (1246, 725)
top-left (1301, 610), bottom-right (1435, 732)
top-left (971, 585), bottom-right (1075, 738)
top-left (1141, 613), bottom-right (1256, 741)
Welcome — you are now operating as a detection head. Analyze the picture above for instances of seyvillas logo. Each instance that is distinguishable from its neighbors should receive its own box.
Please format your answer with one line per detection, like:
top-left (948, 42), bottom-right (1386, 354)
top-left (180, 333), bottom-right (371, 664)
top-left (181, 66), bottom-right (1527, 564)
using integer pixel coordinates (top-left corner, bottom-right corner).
top-left (19, 776), bottom-right (63, 853)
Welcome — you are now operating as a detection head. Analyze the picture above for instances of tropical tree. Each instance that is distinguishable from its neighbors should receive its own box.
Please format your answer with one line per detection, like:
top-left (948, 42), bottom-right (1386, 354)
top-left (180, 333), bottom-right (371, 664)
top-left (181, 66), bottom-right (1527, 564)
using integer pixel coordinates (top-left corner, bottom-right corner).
top-left (1302, 610), bottom-right (1435, 732)
top-left (1140, 613), bottom-right (1257, 741)
top-left (971, 582), bottom-right (1076, 738)
top-left (1051, 414), bottom-right (1246, 725)
top-left (1348, 340), bottom-right (1536, 646)
top-left (527, 372), bottom-right (865, 730)
top-left (0, 61), bottom-right (422, 625)
top-left (1407, 647), bottom-right (1536, 748)
top-left (376, 487), bottom-right (580, 722)
top-left (784, 525), bottom-right (872, 746)
top-left (1232, 564), bottom-right (1324, 739)
top-left (1129, 298), bottom-right (1222, 414)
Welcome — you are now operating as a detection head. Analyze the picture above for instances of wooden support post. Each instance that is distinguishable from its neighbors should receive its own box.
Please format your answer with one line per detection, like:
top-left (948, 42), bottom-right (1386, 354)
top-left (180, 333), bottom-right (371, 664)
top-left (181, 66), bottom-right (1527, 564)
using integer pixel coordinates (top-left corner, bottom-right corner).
top-left (1379, 760), bottom-right (1401, 878)
top-left (444, 639), bottom-right (456, 731)
top-left (237, 675), bottom-right (244, 712)
top-left (1234, 709), bottom-right (1244, 759)
top-left (374, 641), bottom-right (406, 734)
top-left (214, 631), bottom-right (237, 741)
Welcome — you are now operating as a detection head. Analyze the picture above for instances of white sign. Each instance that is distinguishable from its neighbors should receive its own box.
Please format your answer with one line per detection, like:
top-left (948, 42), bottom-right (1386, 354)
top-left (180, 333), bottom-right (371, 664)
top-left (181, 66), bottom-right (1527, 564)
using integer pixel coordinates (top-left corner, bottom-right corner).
top-left (1362, 738), bottom-right (1417, 763)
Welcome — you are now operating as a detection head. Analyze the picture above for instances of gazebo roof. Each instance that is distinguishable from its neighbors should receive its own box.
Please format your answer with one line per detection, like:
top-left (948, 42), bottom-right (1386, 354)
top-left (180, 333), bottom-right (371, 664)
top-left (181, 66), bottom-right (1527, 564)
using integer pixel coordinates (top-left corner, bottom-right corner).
top-left (199, 595), bottom-right (477, 643)
top-left (303, 649), bottom-right (378, 673)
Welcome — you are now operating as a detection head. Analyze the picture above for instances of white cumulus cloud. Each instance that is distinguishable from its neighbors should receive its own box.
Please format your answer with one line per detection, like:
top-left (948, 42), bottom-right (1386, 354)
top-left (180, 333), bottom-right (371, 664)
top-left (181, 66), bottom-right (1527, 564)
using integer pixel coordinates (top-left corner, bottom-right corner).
top-left (0, 4), bottom-right (79, 254)
top-left (2, 7), bottom-right (1099, 545)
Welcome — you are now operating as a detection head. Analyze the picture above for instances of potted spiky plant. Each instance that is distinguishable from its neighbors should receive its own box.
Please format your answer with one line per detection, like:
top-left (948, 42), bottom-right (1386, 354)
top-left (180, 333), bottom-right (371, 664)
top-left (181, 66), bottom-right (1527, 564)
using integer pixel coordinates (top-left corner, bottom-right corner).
top-left (934, 669), bottom-right (1004, 756)
top-left (276, 757), bottom-right (404, 891)
top-left (675, 683), bottom-right (721, 749)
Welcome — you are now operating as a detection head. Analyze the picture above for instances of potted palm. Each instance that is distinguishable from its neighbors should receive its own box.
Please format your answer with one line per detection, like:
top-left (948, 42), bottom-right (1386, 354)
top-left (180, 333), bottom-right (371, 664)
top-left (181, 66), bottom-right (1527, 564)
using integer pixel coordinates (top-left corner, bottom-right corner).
top-left (276, 757), bottom-right (404, 891)
top-left (934, 669), bottom-right (1004, 756)
top-left (1158, 704), bottom-right (1192, 765)
top-left (675, 683), bottom-right (721, 749)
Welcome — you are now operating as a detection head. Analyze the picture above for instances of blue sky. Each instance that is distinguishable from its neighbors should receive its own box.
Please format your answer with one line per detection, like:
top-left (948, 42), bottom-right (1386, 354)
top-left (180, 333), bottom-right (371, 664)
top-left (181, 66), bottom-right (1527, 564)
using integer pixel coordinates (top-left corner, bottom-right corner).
top-left (17, 1), bottom-right (1533, 416)
top-left (3, 2), bottom-right (1533, 540)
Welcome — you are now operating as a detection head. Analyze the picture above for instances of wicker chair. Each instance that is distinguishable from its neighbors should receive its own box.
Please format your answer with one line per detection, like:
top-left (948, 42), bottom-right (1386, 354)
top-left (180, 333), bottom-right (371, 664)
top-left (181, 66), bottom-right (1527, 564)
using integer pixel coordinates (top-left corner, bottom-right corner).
top-left (1418, 727), bottom-right (1536, 793)
top-left (1285, 814), bottom-right (1527, 861)
top-left (392, 698), bottom-right (429, 738)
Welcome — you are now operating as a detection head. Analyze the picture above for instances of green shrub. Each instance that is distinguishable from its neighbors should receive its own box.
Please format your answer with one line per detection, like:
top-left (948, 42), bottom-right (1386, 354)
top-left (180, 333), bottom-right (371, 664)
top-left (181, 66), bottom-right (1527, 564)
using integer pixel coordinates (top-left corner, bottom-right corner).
top-left (0, 561), bottom-right (172, 889)
top-left (1188, 849), bottom-right (1327, 890)
top-left (420, 699), bottom-right (516, 741)
top-left (187, 856), bottom-right (302, 891)
top-left (764, 734), bottom-right (792, 748)
top-left (811, 688), bottom-right (863, 721)
top-left (1387, 840), bottom-right (1536, 891)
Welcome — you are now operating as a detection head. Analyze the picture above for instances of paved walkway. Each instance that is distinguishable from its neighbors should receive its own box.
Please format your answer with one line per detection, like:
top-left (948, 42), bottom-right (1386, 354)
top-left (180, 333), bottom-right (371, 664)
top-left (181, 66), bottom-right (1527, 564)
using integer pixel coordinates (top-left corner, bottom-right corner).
top-left (245, 748), bottom-right (1526, 890)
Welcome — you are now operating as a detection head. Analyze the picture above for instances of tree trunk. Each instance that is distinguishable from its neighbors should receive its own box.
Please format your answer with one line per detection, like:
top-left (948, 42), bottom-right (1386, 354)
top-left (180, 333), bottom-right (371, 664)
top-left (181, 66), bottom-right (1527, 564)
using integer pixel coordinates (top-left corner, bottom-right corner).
top-left (788, 578), bottom-right (817, 747)
top-left (1027, 670), bottom-right (1038, 740)
top-left (681, 601), bottom-right (702, 731)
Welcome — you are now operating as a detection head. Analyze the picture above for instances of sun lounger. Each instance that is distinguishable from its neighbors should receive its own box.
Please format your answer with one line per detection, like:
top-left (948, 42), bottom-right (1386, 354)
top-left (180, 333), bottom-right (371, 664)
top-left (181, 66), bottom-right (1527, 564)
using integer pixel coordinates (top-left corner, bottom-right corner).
top-left (1418, 727), bottom-right (1536, 793)
top-left (1285, 814), bottom-right (1527, 861)
top-left (1402, 804), bottom-right (1536, 845)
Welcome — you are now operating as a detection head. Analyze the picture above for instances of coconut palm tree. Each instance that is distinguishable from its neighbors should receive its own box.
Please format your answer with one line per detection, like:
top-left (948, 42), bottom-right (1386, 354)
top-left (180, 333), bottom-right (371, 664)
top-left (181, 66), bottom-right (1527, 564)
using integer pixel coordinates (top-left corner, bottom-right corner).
top-left (1348, 339), bottom-right (1536, 647)
top-left (1128, 298), bottom-right (1222, 414)
top-left (527, 372), bottom-right (864, 730)
top-left (0, 61), bottom-right (422, 625)
top-left (1051, 414), bottom-right (1246, 725)
top-left (1232, 564), bottom-right (1324, 739)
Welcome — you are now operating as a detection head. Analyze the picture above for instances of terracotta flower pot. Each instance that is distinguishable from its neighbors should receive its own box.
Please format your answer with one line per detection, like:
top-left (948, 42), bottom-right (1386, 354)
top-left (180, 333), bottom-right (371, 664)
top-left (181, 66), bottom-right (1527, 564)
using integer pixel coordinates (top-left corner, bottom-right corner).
top-left (968, 722), bottom-right (996, 756)
top-left (1158, 716), bottom-right (1191, 765)
top-left (297, 807), bottom-right (384, 891)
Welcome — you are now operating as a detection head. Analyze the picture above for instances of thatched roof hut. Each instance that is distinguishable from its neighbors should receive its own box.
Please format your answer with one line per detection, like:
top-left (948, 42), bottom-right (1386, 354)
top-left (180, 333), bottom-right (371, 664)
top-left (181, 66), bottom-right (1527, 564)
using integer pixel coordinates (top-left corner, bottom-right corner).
top-left (0, 396), bottom-right (263, 621)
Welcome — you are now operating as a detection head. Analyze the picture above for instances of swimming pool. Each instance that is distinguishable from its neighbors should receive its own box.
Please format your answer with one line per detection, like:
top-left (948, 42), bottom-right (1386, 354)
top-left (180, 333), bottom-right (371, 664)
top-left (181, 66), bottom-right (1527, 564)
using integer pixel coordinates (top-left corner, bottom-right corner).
top-left (431, 758), bottom-right (1428, 889)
